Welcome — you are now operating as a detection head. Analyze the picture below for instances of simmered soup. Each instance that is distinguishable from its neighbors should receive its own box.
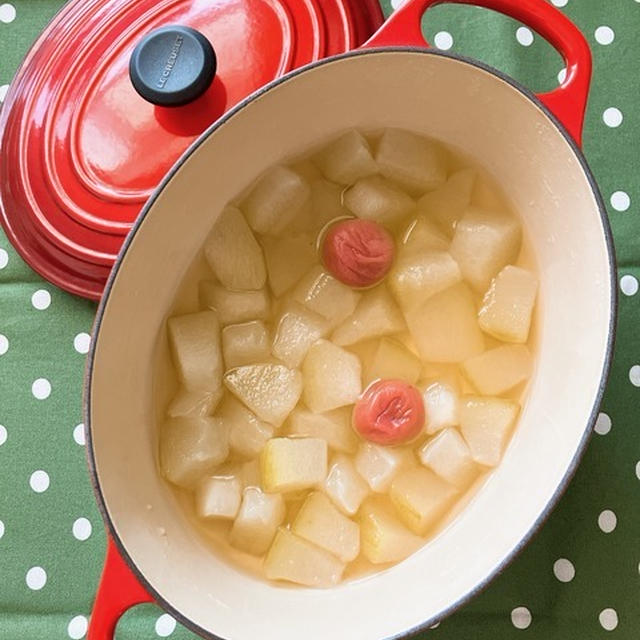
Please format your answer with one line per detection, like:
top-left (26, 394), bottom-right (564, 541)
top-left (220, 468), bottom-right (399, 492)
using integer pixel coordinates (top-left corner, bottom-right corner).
top-left (158, 129), bottom-right (538, 587)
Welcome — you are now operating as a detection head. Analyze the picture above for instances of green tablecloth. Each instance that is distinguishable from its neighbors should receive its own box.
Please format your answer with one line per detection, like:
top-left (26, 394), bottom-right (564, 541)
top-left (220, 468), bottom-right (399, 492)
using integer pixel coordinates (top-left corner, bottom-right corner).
top-left (1, 0), bottom-right (638, 638)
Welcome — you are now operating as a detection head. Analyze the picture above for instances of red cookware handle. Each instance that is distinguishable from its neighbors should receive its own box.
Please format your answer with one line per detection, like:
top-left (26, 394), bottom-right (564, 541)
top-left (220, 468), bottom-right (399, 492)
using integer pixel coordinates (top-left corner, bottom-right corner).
top-left (364, 0), bottom-right (591, 145)
top-left (88, 538), bottom-right (154, 640)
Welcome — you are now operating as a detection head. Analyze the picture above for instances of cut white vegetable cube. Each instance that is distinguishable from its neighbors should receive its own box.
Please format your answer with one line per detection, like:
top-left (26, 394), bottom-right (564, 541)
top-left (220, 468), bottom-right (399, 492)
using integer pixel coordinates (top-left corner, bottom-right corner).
top-left (219, 395), bottom-right (274, 459)
top-left (264, 528), bottom-right (345, 587)
top-left (462, 344), bottom-right (533, 395)
top-left (167, 387), bottom-right (222, 418)
top-left (355, 442), bottom-right (408, 493)
top-left (168, 311), bottom-right (223, 392)
top-left (450, 207), bottom-right (522, 291)
top-left (316, 130), bottom-right (378, 184)
top-left (302, 340), bottom-right (362, 413)
top-left (375, 128), bottom-right (447, 194)
top-left (402, 216), bottom-right (449, 253)
top-left (459, 396), bottom-right (520, 466)
top-left (344, 175), bottom-right (415, 226)
top-left (362, 337), bottom-right (422, 385)
top-left (416, 169), bottom-right (475, 235)
top-left (332, 287), bottom-right (405, 346)
top-left (359, 498), bottom-right (422, 564)
top-left (323, 455), bottom-right (370, 515)
top-left (222, 321), bottom-right (270, 369)
top-left (204, 206), bottom-right (266, 290)
top-left (389, 467), bottom-right (458, 535)
top-left (406, 284), bottom-right (485, 362)
top-left (423, 381), bottom-right (460, 434)
top-left (241, 459), bottom-right (262, 488)
top-left (261, 233), bottom-right (317, 296)
top-left (243, 166), bottom-right (310, 235)
top-left (195, 475), bottom-right (242, 520)
top-left (224, 364), bottom-right (303, 427)
top-left (292, 492), bottom-right (360, 562)
top-left (160, 417), bottom-right (229, 488)
top-left (478, 266), bottom-right (538, 343)
top-left (287, 407), bottom-right (358, 454)
top-left (389, 250), bottom-right (462, 312)
top-left (272, 303), bottom-right (328, 368)
top-left (419, 428), bottom-right (478, 488)
top-left (199, 282), bottom-right (270, 326)
top-left (293, 266), bottom-right (361, 328)
top-left (260, 437), bottom-right (328, 492)
top-left (230, 487), bottom-right (286, 555)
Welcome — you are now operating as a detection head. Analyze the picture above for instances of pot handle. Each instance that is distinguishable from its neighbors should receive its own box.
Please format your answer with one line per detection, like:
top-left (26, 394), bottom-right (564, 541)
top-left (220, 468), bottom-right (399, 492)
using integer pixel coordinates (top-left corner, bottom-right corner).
top-left (363, 0), bottom-right (591, 146)
top-left (87, 537), bottom-right (154, 640)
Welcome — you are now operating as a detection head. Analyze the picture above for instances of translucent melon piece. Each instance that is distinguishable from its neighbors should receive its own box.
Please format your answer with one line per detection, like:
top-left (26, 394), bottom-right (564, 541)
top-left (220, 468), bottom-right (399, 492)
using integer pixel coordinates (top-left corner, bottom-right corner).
top-left (219, 395), bottom-right (274, 459)
top-left (309, 178), bottom-right (350, 229)
top-left (423, 381), bottom-right (460, 435)
top-left (402, 216), bottom-right (449, 254)
top-left (195, 475), bottom-right (242, 520)
top-left (419, 428), bottom-right (478, 488)
top-left (420, 363), bottom-right (462, 392)
top-left (272, 303), bottom-right (328, 368)
top-left (168, 311), bottom-right (223, 392)
top-left (459, 396), bottom-right (520, 466)
top-left (224, 364), bottom-right (303, 427)
top-left (230, 487), bottom-right (286, 555)
top-left (406, 284), bottom-right (485, 362)
top-left (332, 287), bottom-right (405, 346)
top-left (462, 344), bottom-right (532, 395)
top-left (292, 266), bottom-right (361, 329)
top-left (478, 266), bottom-right (538, 343)
top-left (362, 337), bottom-right (422, 386)
top-left (323, 455), bottom-right (370, 515)
top-left (416, 169), bottom-right (475, 235)
top-left (375, 128), bottom-right (447, 194)
top-left (343, 176), bottom-right (415, 226)
top-left (264, 528), bottom-right (345, 587)
top-left (389, 467), bottom-right (458, 534)
top-left (241, 459), bottom-right (262, 489)
top-left (389, 250), bottom-right (462, 313)
top-left (204, 206), bottom-right (266, 290)
top-left (450, 207), bottom-right (522, 291)
top-left (355, 442), bottom-right (409, 493)
top-left (302, 340), bottom-right (362, 413)
top-left (243, 166), bottom-right (310, 235)
top-left (260, 437), bottom-right (328, 492)
top-left (287, 407), bottom-right (358, 454)
top-left (199, 282), bottom-right (270, 326)
top-left (292, 491), bottom-right (360, 562)
top-left (222, 321), bottom-right (270, 369)
top-left (261, 233), bottom-right (317, 297)
top-left (167, 387), bottom-right (223, 418)
top-left (316, 130), bottom-right (378, 185)
top-left (359, 498), bottom-right (422, 564)
top-left (160, 417), bottom-right (229, 488)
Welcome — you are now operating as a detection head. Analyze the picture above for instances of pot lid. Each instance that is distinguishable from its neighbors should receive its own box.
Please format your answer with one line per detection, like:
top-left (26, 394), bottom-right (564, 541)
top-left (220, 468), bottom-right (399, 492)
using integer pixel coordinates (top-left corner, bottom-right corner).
top-left (0, 0), bottom-right (383, 300)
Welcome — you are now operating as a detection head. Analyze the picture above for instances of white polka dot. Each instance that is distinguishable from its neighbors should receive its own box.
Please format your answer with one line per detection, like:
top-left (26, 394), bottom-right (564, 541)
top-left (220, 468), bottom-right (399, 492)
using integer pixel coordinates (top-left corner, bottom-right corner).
top-left (0, 3), bottom-right (16, 23)
top-left (594, 412), bottom-right (612, 435)
top-left (516, 27), bottom-right (534, 46)
top-left (0, 85), bottom-right (8, 104)
top-left (0, 424), bottom-right (6, 446)
top-left (0, 334), bottom-right (7, 355)
top-left (599, 608), bottom-right (618, 631)
top-left (0, 247), bottom-right (8, 268)
top-left (635, 460), bottom-right (640, 480)
top-left (72, 517), bottom-right (92, 541)
top-left (73, 423), bottom-right (86, 446)
top-left (390, 0), bottom-right (406, 8)
top-left (610, 191), bottom-right (630, 212)
top-left (0, 520), bottom-right (4, 539)
top-left (551, 0), bottom-right (568, 6)
top-left (155, 614), bottom-right (177, 637)
top-left (29, 470), bottom-right (50, 493)
top-left (595, 26), bottom-right (615, 45)
top-left (598, 509), bottom-right (617, 533)
top-left (629, 365), bottom-right (640, 387)
top-left (553, 558), bottom-right (575, 582)
top-left (511, 606), bottom-right (532, 629)
top-left (74, 332), bottom-right (91, 354)
top-left (31, 289), bottom-right (51, 310)
top-left (557, 67), bottom-right (567, 84)
top-left (32, 378), bottom-right (51, 400)
top-left (434, 31), bottom-right (453, 50)
top-left (26, 566), bottom-right (47, 590)
top-left (602, 107), bottom-right (623, 128)
top-left (620, 274), bottom-right (639, 296)
top-left (67, 615), bottom-right (88, 639)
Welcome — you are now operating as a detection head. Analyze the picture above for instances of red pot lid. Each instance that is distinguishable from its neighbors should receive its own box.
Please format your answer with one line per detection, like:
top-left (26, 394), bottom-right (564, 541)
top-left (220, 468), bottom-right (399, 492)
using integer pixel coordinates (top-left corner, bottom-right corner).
top-left (0, 0), bottom-right (383, 300)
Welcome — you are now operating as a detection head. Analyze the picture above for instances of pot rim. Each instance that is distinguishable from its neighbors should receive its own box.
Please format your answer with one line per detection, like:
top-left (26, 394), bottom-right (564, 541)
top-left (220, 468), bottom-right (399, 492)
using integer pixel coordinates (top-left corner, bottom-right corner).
top-left (84, 45), bottom-right (617, 640)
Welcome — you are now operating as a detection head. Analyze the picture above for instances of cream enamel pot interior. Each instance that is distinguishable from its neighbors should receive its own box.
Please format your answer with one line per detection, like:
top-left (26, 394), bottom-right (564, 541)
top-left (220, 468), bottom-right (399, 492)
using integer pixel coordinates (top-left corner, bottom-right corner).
top-left (86, 2), bottom-right (616, 639)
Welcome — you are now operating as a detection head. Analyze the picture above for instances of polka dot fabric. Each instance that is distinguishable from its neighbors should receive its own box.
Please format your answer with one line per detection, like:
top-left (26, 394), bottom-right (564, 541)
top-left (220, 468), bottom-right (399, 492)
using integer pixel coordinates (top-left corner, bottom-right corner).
top-left (1, 1), bottom-right (639, 639)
